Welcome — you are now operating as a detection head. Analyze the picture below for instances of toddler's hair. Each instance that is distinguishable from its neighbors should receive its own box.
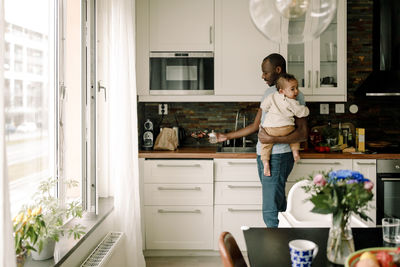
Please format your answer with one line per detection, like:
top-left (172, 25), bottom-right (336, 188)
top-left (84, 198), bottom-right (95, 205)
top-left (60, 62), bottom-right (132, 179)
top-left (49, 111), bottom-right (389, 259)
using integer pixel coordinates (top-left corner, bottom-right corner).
top-left (276, 73), bottom-right (297, 90)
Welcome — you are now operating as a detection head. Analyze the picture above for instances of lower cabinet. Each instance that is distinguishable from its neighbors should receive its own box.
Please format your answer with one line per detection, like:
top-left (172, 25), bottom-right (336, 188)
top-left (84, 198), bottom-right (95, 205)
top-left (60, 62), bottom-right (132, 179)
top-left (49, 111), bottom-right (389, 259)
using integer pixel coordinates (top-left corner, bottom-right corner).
top-left (142, 157), bottom-right (377, 251)
top-left (213, 159), bottom-right (264, 251)
top-left (143, 159), bottom-right (214, 250)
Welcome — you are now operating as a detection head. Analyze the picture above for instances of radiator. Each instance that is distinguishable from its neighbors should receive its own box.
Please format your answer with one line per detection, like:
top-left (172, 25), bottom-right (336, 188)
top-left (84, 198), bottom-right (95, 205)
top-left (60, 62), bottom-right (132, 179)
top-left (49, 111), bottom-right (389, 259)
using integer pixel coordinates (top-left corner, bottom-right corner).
top-left (80, 232), bottom-right (124, 267)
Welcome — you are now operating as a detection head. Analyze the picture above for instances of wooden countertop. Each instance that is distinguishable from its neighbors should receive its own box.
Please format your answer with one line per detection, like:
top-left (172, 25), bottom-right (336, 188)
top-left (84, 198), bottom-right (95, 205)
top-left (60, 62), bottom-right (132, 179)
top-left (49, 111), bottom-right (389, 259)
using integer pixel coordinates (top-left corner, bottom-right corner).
top-left (139, 147), bottom-right (400, 159)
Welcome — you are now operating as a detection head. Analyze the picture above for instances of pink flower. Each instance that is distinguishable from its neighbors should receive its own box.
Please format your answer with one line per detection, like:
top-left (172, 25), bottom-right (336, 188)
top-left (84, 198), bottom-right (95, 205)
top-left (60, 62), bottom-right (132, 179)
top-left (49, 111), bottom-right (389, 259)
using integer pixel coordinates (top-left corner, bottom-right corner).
top-left (313, 174), bottom-right (327, 186)
top-left (364, 181), bottom-right (374, 191)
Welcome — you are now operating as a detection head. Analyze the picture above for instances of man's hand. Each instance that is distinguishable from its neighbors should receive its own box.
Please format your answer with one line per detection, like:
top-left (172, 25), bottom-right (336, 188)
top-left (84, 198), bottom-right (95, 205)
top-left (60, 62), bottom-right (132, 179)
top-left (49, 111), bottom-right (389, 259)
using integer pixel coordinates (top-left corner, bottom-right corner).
top-left (214, 132), bottom-right (227, 143)
top-left (258, 117), bottom-right (308, 144)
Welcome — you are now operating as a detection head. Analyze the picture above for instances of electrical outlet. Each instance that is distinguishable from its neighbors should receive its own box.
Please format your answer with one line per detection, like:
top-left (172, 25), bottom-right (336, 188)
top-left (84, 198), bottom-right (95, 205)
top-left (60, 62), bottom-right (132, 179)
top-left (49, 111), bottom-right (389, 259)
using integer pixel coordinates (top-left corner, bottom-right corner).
top-left (158, 104), bottom-right (168, 115)
top-left (335, 103), bottom-right (345, 113)
top-left (320, 103), bottom-right (329, 114)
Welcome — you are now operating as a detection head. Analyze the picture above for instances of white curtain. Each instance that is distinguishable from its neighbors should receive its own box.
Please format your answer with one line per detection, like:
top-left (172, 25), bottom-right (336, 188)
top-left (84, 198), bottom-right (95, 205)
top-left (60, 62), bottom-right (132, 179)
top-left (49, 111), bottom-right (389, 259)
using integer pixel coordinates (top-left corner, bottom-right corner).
top-left (98, 0), bottom-right (145, 266)
top-left (0, 0), bottom-right (17, 265)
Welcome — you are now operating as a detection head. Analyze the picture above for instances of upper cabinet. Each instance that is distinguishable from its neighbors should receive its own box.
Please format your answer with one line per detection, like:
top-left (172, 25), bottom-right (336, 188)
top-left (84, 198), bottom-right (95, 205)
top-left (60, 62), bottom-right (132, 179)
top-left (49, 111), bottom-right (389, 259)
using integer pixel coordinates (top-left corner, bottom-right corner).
top-left (214, 0), bottom-right (280, 96)
top-left (149, 0), bottom-right (214, 51)
top-left (282, 0), bottom-right (347, 102)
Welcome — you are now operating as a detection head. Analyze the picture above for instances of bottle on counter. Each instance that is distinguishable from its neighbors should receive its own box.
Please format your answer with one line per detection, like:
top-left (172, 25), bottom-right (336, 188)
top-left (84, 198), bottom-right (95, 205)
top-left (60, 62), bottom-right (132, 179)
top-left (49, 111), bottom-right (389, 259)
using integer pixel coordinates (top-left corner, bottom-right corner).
top-left (337, 122), bottom-right (344, 145)
top-left (209, 130), bottom-right (217, 144)
top-left (348, 130), bottom-right (353, 147)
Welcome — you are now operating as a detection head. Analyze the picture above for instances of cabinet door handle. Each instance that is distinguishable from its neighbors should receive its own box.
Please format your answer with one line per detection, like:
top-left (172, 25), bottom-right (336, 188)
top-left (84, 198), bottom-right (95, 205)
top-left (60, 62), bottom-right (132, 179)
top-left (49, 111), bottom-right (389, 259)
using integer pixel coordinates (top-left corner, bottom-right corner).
top-left (227, 161), bottom-right (256, 165)
top-left (297, 161), bottom-right (341, 165)
top-left (355, 162), bottom-right (376, 166)
top-left (308, 70), bottom-right (312, 88)
top-left (157, 186), bottom-right (201, 191)
top-left (227, 185), bottom-right (261, 189)
top-left (156, 164), bottom-right (201, 168)
top-left (228, 208), bottom-right (262, 212)
top-left (315, 70), bottom-right (319, 88)
top-left (158, 209), bottom-right (201, 214)
top-left (381, 178), bottom-right (400, 181)
top-left (209, 26), bottom-right (213, 44)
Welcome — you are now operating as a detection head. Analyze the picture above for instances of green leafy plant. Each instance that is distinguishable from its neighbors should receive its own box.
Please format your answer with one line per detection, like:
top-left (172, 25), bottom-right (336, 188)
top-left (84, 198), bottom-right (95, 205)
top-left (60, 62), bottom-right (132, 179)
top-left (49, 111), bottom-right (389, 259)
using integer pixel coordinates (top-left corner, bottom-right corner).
top-left (301, 169), bottom-right (374, 221)
top-left (24, 178), bottom-right (86, 253)
top-left (13, 207), bottom-right (47, 257)
top-left (301, 169), bottom-right (374, 263)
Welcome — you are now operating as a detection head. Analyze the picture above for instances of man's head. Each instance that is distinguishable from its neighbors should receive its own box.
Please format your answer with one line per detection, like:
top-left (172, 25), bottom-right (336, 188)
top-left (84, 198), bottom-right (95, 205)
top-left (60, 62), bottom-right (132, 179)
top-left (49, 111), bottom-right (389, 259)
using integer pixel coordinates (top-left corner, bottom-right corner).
top-left (276, 73), bottom-right (299, 99)
top-left (261, 53), bottom-right (287, 86)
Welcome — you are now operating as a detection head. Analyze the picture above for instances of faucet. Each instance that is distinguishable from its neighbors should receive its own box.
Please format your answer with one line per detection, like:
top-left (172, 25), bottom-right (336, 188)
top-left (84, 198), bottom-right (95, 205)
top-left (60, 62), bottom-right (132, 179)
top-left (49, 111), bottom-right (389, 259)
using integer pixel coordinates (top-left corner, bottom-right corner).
top-left (234, 109), bottom-right (247, 148)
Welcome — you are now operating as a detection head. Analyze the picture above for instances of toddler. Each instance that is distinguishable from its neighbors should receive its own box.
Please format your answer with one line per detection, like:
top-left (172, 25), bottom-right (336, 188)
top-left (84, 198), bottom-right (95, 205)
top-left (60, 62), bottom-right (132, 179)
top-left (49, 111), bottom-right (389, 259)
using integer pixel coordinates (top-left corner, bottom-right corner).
top-left (260, 73), bottom-right (309, 176)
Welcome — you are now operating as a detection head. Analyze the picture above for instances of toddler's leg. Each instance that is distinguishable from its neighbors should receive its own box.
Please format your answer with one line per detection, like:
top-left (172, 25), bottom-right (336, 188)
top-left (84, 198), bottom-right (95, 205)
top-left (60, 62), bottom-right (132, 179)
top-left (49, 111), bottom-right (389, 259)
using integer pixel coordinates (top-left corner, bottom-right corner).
top-left (290, 143), bottom-right (301, 162)
top-left (260, 143), bottom-right (273, 176)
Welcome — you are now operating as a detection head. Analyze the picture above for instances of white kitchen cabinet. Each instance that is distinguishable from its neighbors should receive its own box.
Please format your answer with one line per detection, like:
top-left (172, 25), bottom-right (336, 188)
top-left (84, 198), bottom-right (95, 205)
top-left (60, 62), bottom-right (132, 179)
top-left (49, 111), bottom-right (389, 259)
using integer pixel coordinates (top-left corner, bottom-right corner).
top-left (213, 159), bottom-right (264, 251)
top-left (149, 0), bottom-right (214, 51)
top-left (143, 159), bottom-right (214, 250)
top-left (352, 159), bottom-right (377, 227)
top-left (282, 0), bottom-right (347, 102)
top-left (214, 0), bottom-right (280, 96)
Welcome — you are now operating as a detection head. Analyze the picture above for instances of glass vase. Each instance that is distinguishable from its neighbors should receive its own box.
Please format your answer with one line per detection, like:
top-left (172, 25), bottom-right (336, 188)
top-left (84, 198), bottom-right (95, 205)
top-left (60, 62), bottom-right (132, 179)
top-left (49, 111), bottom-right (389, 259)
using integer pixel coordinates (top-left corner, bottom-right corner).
top-left (326, 212), bottom-right (355, 264)
top-left (16, 250), bottom-right (27, 267)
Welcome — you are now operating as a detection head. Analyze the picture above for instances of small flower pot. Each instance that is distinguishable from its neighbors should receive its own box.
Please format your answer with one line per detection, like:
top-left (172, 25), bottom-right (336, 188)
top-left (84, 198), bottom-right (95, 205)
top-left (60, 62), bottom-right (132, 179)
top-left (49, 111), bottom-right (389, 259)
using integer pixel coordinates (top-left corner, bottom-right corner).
top-left (31, 238), bottom-right (56, 261)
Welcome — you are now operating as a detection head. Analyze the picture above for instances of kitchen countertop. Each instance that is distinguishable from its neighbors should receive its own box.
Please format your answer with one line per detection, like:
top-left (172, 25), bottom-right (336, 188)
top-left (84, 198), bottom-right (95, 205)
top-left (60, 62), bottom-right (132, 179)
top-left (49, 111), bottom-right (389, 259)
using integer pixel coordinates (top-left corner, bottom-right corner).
top-left (139, 147), bottom-right (400, 159)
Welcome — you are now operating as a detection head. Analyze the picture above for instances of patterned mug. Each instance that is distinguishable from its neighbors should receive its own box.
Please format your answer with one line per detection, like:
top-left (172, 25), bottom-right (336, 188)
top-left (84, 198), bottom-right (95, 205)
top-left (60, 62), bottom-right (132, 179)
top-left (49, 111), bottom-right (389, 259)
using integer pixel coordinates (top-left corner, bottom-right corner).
top-left (289, 239), bottom-right (319, 267)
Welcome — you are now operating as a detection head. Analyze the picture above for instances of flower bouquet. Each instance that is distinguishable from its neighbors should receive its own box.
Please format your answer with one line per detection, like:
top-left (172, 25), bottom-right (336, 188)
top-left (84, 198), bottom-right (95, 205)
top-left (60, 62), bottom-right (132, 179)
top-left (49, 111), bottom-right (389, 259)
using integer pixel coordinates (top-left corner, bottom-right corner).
top-left (302, 169), bottom-right (374, 264)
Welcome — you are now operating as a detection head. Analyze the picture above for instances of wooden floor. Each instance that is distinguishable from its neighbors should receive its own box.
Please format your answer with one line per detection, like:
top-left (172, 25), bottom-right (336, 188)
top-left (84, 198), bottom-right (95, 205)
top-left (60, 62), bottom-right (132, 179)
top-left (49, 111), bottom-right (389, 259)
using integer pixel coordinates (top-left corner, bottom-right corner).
top-left (145, 256), bottom-right (250, 267)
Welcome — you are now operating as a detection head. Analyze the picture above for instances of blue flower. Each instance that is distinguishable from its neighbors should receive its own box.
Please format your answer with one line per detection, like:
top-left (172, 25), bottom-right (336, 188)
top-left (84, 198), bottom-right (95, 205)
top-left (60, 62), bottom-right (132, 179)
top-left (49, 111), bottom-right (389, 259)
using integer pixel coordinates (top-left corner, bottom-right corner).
top-left (335, 170), bottom-right (353, 179)
top-left (350, 171), bottom-right (364, 181)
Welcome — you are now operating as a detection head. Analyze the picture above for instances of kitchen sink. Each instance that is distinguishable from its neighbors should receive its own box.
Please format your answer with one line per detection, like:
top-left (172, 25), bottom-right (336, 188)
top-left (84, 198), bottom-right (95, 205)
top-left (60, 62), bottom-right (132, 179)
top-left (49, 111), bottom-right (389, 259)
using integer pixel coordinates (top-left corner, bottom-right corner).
top-left (217, 147), bottom-right (256, 153)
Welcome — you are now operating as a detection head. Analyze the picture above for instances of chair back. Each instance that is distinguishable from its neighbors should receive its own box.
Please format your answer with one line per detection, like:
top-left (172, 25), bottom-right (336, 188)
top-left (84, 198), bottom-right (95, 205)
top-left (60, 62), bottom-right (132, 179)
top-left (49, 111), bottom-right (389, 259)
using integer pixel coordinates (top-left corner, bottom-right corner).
top-left (218, 231), bottom-right (247, 267)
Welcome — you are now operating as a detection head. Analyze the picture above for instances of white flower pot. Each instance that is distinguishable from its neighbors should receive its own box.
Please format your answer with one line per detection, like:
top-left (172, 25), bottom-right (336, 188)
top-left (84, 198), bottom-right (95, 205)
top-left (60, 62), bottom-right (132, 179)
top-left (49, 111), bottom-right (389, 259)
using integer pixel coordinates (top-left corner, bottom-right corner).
top-left (31, 238), bottom-right (56, 261)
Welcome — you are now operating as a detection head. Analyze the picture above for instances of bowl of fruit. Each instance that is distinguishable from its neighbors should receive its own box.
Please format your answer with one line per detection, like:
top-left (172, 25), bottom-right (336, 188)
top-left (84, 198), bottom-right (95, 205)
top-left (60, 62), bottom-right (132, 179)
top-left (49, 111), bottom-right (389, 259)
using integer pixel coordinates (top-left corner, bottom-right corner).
top-left (346, 247), bottom-right (400, 267)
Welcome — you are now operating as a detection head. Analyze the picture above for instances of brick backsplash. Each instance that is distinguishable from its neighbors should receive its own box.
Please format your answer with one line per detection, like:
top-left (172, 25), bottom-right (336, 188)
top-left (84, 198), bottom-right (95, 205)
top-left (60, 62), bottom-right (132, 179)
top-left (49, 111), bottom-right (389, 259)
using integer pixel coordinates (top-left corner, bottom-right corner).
top-left (138, 0), bottom-right (400, 147)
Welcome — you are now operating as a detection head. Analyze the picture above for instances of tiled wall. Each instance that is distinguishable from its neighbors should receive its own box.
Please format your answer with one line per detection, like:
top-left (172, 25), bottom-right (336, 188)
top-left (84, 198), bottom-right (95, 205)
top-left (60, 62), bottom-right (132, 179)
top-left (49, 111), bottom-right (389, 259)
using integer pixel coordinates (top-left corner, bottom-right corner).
top-left (138, 0), bottom-right (400, 147)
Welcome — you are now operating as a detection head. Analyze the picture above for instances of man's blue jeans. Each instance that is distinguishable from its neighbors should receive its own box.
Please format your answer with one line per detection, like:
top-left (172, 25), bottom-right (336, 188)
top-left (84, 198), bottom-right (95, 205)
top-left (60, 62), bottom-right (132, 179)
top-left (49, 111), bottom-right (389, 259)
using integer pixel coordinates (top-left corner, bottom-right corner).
top-left (257, 153), bottom-right (294, 228)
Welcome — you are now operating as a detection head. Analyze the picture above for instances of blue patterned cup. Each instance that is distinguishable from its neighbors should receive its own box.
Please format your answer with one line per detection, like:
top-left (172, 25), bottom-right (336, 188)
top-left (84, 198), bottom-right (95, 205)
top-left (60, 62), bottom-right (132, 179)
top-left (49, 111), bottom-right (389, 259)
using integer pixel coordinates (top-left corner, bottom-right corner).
top-left (289, 239), bottom-right (318, 267)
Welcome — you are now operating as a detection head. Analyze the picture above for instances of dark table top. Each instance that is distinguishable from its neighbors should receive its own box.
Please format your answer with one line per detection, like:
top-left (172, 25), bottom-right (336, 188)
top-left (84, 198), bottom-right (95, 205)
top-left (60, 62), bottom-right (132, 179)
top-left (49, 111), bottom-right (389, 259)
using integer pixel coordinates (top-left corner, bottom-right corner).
top-left (243, 227), bottom-right (398, 267)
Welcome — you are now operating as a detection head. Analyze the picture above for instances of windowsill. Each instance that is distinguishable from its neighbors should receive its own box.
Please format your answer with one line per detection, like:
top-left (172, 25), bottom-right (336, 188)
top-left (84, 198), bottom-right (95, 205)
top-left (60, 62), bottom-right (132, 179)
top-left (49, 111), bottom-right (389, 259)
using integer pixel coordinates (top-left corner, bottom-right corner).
top-left (25, 197), bottom-right (114, 267)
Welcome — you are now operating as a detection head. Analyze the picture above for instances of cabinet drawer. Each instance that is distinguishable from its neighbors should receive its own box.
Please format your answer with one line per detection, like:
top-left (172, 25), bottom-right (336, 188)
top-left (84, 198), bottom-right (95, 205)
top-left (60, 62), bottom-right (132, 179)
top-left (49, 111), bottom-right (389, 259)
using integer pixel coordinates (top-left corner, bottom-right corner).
top-left (145, 206), bottom-right (213, 250)
top-left (213, 205), bottom-right (264, 251)
top-left (287, 159), bottom-right (352, 182)
top-left (144, 183), bottom-right (213, 205)
top-left (214, 159), bottom-right (259, 181)
top-left (144, 159), bottom-right (213, 183)
top-left (214, 182), bottom-right (262, 205)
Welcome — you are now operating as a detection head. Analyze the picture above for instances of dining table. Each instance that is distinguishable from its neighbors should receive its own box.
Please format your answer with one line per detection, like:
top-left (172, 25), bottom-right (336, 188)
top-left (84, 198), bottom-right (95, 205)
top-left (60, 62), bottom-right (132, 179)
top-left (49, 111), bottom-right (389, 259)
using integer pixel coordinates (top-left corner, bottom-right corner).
top-left (242, 227), bottom-right (399, 267)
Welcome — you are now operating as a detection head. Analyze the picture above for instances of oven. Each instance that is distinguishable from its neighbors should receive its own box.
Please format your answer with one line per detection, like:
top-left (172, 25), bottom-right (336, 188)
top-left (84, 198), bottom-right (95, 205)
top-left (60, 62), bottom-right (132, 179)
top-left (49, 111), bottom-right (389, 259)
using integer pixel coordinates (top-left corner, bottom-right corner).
top-left (149, 52), bottom-right (214, 95)
top-left (376, 159), bottom-right (400, 225)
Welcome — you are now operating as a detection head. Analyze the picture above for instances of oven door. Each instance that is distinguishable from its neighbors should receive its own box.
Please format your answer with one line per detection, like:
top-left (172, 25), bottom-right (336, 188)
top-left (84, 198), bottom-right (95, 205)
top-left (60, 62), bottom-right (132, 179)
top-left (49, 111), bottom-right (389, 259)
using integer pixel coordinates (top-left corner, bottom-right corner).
top-left (150, 52), bottom-right (214, 95)
top-left (377, 174), bottom-right (400, 224)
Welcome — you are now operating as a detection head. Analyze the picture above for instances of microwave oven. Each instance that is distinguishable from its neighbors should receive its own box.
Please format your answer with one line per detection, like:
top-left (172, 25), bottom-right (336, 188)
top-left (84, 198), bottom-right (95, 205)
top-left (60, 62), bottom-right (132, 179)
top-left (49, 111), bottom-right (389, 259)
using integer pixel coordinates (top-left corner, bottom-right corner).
top-left (149, 52), bottom-right (214, 95)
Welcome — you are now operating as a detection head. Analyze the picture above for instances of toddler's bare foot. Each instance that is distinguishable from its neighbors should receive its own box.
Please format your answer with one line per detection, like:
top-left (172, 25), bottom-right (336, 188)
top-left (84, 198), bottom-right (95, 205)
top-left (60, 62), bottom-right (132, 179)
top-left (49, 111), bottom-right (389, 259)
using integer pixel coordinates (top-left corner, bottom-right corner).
top-left (263, 161), bottom-right (271, 176)
top-left (293, 151), bottom-right (300, 162)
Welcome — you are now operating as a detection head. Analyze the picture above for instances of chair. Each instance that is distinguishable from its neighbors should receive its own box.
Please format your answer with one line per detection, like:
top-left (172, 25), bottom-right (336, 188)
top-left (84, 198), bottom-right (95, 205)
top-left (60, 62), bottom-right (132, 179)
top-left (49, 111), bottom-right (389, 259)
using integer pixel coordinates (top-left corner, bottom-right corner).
top-left (281, 180), bottom-right (368, 227)
top-left (218, 231), bottom-right (248, 267)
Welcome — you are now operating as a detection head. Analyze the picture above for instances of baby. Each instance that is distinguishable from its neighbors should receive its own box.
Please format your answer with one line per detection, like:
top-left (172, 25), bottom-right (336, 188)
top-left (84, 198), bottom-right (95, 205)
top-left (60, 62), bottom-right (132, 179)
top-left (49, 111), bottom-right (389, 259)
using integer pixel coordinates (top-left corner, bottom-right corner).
top-left (260, 73), bottom-right (309, 176)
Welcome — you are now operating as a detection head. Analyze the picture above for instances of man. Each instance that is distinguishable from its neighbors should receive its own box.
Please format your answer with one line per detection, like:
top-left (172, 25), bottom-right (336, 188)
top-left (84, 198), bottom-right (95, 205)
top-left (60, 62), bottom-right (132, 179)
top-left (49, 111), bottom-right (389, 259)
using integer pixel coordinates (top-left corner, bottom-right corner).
top-left (215, 53), bottom-right (308, 227)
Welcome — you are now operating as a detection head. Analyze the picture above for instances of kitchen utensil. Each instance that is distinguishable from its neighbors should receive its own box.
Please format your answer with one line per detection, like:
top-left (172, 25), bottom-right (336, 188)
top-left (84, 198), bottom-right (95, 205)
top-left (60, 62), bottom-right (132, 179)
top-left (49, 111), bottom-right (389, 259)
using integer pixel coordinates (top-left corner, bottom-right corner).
top-left (142, 119), bottom-right (154, 150)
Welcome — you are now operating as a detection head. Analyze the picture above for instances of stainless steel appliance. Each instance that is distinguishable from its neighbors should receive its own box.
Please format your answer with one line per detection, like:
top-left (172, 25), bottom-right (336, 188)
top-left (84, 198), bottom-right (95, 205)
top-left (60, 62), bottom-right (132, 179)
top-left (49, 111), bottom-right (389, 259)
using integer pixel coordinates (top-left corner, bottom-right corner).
top-left (142, 119), bottom-right (154, 150)
top-left (150, 52), bottom-right (214, 95)
top-left (376, 159), bottom-right (400, 224)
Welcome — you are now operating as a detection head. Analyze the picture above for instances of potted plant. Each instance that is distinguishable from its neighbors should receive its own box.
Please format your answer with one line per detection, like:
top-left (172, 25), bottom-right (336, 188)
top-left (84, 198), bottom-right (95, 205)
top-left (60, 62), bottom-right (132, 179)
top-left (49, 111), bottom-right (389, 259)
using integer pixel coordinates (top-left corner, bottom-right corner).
top-left (302, 170), bottom-right (374, 264)
top-left (13, 206), bottom-right (47, 266)
top-left (25, 177), bottom-right (86, 260)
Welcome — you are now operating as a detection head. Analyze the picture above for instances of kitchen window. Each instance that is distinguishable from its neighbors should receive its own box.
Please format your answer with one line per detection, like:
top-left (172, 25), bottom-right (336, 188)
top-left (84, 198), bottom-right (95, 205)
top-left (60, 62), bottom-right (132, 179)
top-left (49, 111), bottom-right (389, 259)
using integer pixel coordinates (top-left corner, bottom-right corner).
top-left (3, 0), bottom-right (91, 217)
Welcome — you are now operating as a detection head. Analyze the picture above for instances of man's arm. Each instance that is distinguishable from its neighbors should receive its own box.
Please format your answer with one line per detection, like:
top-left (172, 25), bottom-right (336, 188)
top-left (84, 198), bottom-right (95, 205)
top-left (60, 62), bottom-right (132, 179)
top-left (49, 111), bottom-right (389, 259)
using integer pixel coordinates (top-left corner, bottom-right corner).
top-left (258, 117), bottom-right (308, 144)
top-left (215, 109), bottom-right (262, 142)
